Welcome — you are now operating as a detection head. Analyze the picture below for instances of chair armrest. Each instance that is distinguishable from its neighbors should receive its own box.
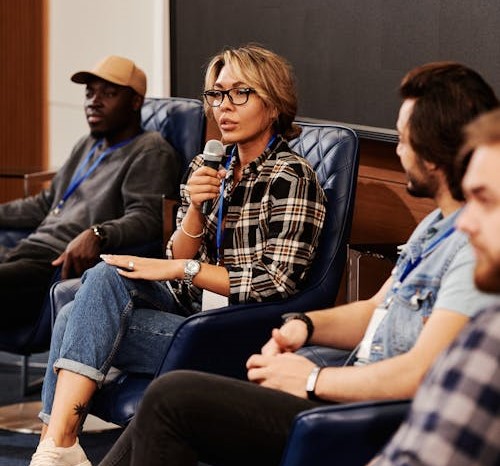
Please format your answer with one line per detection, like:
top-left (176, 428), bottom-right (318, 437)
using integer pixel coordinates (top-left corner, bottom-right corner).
top-left (157, 302), bottom-right (282, 379)
top-left (280, 399), bottom-right (411, 466)
top-left (157, 232), bottom-right (345, 379)
top-left (23, 170), bottom-right (57, 197)
top-left (49, 278), bottom-right (81, 320)
top-left (157, 281), bottom-right (338, 380)
top-left (49, 241), bottom-right (165, 326)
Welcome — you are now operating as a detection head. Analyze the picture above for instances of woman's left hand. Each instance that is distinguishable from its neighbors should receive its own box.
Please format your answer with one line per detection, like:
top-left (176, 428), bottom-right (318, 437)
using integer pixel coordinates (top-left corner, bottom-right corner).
top-left (100, 254), bottom-right (183, 281)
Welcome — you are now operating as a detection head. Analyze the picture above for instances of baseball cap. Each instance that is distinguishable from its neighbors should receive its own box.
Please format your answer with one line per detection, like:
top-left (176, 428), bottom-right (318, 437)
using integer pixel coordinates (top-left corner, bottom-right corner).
top-left (71, 55), bottom-right (147, 97)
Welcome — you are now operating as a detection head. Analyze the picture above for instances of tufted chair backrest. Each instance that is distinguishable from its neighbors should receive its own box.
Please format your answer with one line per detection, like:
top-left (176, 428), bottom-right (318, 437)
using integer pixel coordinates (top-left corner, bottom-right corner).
top-left (288, 121), bottom-right (359, 303)
top-left (141, 97), bottom-right (206, 173)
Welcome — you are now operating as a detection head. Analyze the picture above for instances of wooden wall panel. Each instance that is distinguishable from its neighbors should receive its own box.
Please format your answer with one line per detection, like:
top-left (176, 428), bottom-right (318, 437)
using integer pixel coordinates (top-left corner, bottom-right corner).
top-left (0, 0), bottom-right (47, 202)
top-left (342, 139), bottom-right (434, 303)
top-left (351, 139), bottom-right (434, 245)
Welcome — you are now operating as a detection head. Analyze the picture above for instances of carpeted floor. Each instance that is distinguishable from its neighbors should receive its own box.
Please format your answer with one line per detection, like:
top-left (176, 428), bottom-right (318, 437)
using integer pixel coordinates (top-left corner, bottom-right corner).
top-left (0, 352), bottom-right (122, 465)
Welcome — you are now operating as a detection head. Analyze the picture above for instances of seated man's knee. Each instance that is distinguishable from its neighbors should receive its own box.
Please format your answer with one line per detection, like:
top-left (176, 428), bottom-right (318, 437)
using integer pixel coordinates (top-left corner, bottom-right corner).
top-left (141, 371), bottom-right (211, 414)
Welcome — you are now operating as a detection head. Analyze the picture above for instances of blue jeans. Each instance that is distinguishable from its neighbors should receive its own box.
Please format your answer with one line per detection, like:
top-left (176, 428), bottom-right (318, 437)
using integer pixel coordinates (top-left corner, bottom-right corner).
top-left (40, 261), bottom-right (186, 423)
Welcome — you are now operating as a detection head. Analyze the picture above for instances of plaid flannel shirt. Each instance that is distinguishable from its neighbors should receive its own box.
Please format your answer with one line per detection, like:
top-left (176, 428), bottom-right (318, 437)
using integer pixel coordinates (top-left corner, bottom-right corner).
top-left (375, 304), bottom-right (500, 465)
top-left (166, 136), bottom-right (326, 311)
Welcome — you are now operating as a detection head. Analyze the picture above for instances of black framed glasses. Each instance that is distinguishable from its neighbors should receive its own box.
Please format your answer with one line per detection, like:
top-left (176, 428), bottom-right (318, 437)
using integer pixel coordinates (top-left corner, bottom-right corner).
top-left (203, 87), bottom-right (256, 107)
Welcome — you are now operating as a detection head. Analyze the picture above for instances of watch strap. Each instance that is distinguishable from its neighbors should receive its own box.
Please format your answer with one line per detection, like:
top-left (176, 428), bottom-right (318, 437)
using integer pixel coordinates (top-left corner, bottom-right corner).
top-left (91, 224), bottom-right (107, 245)
top-left (281, 312), bottom-right (314, 342)
top-left (306, 365), bottom-right (323, 401)
top-left (183, 260), bottom-right (201, 286)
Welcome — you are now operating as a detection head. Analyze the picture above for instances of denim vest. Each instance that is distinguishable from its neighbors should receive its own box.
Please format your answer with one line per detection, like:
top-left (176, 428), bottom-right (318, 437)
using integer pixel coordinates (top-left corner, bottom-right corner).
top-left (368, 208), bottom-right (467, 363)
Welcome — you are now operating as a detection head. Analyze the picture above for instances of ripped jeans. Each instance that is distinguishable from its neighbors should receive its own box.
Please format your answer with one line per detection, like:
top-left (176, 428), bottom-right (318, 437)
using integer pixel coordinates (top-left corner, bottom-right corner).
top-left (40, 261), bottom-right (187, 423)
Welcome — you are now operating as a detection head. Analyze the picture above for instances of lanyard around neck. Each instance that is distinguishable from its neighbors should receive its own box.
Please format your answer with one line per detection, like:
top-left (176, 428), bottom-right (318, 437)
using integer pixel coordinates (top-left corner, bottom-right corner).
top-left (215, 135), bottom-right (277, 264)
top-left (52, 136), bottom-right (137, 215)
top-left (396, 224), bottom-right (455, 285)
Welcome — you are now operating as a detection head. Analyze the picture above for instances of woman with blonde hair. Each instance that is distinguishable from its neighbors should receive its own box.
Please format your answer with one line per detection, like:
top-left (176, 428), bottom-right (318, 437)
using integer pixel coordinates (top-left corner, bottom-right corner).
top-left (29, 44), bottom-right (326, 466)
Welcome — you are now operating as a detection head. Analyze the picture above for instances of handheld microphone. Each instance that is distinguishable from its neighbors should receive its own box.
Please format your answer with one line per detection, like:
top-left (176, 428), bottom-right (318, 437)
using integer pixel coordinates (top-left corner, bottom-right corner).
top-left (201, 139), bottom-right (225, 215)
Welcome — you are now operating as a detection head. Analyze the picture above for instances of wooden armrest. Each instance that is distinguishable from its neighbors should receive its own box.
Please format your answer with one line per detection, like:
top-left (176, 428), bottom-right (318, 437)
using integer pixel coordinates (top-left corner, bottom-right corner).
top-left (23, 170), bottom-right (57, 197)
top-left (162, 196), bottom-right (180, 251)
top-left (0, 168), bottom-right (56, 197)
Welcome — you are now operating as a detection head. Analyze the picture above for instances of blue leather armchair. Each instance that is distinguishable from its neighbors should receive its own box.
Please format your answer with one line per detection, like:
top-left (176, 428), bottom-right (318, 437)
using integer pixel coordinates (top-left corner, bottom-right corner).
top-left (141, 97), bottom-right (205, 173)
top-left (280, 399), bottom-right (411, 466)
top-left (67, 120), bottom-right (360, 426)
top-left (0, 97), bottom-right (205, 395)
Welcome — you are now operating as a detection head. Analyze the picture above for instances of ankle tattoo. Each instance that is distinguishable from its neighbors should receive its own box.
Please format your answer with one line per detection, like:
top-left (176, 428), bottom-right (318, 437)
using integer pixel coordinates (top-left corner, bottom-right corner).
top-left (73, 402), bottom-right (88, 433)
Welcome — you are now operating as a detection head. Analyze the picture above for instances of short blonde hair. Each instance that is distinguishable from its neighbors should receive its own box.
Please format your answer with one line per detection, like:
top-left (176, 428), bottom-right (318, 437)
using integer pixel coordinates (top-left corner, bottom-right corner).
top-left (204, 44), bottom-right (301, 141)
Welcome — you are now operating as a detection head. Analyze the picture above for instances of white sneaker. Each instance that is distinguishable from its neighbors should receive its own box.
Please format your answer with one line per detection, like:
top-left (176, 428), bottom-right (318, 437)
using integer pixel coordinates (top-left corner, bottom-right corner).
top-left (29, 437), bottom-right (92, 466)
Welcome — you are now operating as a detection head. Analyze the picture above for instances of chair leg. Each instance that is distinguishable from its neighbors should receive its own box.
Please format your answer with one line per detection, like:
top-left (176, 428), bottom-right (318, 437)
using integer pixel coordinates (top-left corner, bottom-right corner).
top-left (346, 247), bottom-right (362, 302)
top-left (20, 354), bottom-right (28, 397)
top-left (347, 243), bottom-right (399, 303)
top-left (18, 354), bottom-right (46, 397)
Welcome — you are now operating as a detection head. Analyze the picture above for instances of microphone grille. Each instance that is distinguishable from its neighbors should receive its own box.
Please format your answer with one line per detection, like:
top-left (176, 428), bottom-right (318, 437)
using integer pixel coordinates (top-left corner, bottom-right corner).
top-left (204, 139), bottom-right (224, 159)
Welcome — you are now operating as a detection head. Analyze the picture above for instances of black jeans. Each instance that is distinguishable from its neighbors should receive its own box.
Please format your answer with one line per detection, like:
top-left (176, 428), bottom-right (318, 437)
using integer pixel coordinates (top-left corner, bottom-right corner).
top-left (0, 242), bottom-right (59, 328)
top-left (98, 370), bottom-right (323, 466)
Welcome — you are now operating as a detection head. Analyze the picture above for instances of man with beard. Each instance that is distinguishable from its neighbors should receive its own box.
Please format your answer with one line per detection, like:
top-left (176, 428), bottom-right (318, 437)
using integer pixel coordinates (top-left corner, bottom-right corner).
top-left (371, 107), bottom-right (500, 466)
top-left (0, 55), bottom-right (180, 329)
top-left (97, 63), bottom-right (497, 466)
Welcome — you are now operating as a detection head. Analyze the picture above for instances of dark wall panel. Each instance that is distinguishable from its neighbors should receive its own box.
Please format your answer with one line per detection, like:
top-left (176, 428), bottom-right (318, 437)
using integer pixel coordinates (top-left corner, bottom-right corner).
top-left (171, 0), bottom-right (500, 141)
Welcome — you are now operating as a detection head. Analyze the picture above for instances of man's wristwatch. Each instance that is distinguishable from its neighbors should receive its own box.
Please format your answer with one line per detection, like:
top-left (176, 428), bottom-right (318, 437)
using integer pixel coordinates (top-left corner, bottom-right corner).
top-left (183, 259), bottom-right (201, 286)
top-left (305, 365), bottom-right (323, 401)
top-left (91, 224), bottom-right (107, 244)
top-left (281, 312), bottom-right (315, 343)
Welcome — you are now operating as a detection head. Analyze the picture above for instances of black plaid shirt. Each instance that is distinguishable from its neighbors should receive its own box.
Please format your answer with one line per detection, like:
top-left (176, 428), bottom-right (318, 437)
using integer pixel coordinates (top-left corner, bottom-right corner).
top-left (166, 136), bottom-right (326, 311)
top-left (374, 304), bottom-right (500, 465)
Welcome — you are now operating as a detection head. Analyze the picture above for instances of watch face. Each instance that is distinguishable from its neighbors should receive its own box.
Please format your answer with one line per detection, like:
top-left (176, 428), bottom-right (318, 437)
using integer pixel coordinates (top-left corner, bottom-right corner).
top-left (92, 225), bottom-right (106, 240)
top-left (186, 260), bottom-right (201, 274)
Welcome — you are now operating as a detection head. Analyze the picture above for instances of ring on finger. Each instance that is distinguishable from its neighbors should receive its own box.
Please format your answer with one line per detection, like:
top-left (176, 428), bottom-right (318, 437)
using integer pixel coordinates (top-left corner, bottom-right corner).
top-left (128, 261), bottom-right (135, 271)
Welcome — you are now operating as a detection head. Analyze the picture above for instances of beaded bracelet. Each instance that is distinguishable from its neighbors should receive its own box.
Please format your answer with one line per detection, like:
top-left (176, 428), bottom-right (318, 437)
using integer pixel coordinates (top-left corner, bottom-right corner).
top-left (180, 220), bottom-right (205, 239)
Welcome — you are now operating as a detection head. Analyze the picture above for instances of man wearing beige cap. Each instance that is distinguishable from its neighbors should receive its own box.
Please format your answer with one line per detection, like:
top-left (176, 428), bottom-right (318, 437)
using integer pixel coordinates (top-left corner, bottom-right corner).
top-left (0, 55), bottom-right (180, 330)
top-left (71, 55), bottom-right (147, 98)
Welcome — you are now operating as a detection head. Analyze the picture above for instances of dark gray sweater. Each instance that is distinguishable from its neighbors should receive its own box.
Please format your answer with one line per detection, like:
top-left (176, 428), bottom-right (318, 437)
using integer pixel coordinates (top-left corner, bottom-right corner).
top-left (0, 131), bottom-right (181, 254)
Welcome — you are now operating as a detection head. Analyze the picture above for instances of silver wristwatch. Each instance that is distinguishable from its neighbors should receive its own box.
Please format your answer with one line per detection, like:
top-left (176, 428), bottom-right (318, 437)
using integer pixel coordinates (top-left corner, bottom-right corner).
top-left (183, 260), bottom-right (201, 286)
top-left (306, 366), bottom-right (322, 401)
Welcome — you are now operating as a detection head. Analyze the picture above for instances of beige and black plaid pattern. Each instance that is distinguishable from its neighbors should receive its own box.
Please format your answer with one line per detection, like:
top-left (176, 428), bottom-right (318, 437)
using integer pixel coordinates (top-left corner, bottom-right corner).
top-left (167, 136), bottom-right (326, 309)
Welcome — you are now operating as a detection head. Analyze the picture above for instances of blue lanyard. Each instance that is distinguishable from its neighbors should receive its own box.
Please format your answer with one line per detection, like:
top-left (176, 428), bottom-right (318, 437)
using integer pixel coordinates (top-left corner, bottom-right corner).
top-left (396, 225), bottom-right (455, 285)
top-left (52, 136), bottom-right (137, 215)
top-left (215, 147), bottom-right (235, 265)
top-left (215, 135), bottom-right (277, 264)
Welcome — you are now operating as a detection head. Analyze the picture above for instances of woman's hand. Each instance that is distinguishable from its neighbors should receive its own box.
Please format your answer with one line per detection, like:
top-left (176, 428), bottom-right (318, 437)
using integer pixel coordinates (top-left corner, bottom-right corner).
top-left (186, 166), bottom-right (226, 211)
top-left (100, 254), bottom-right (184, 281)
